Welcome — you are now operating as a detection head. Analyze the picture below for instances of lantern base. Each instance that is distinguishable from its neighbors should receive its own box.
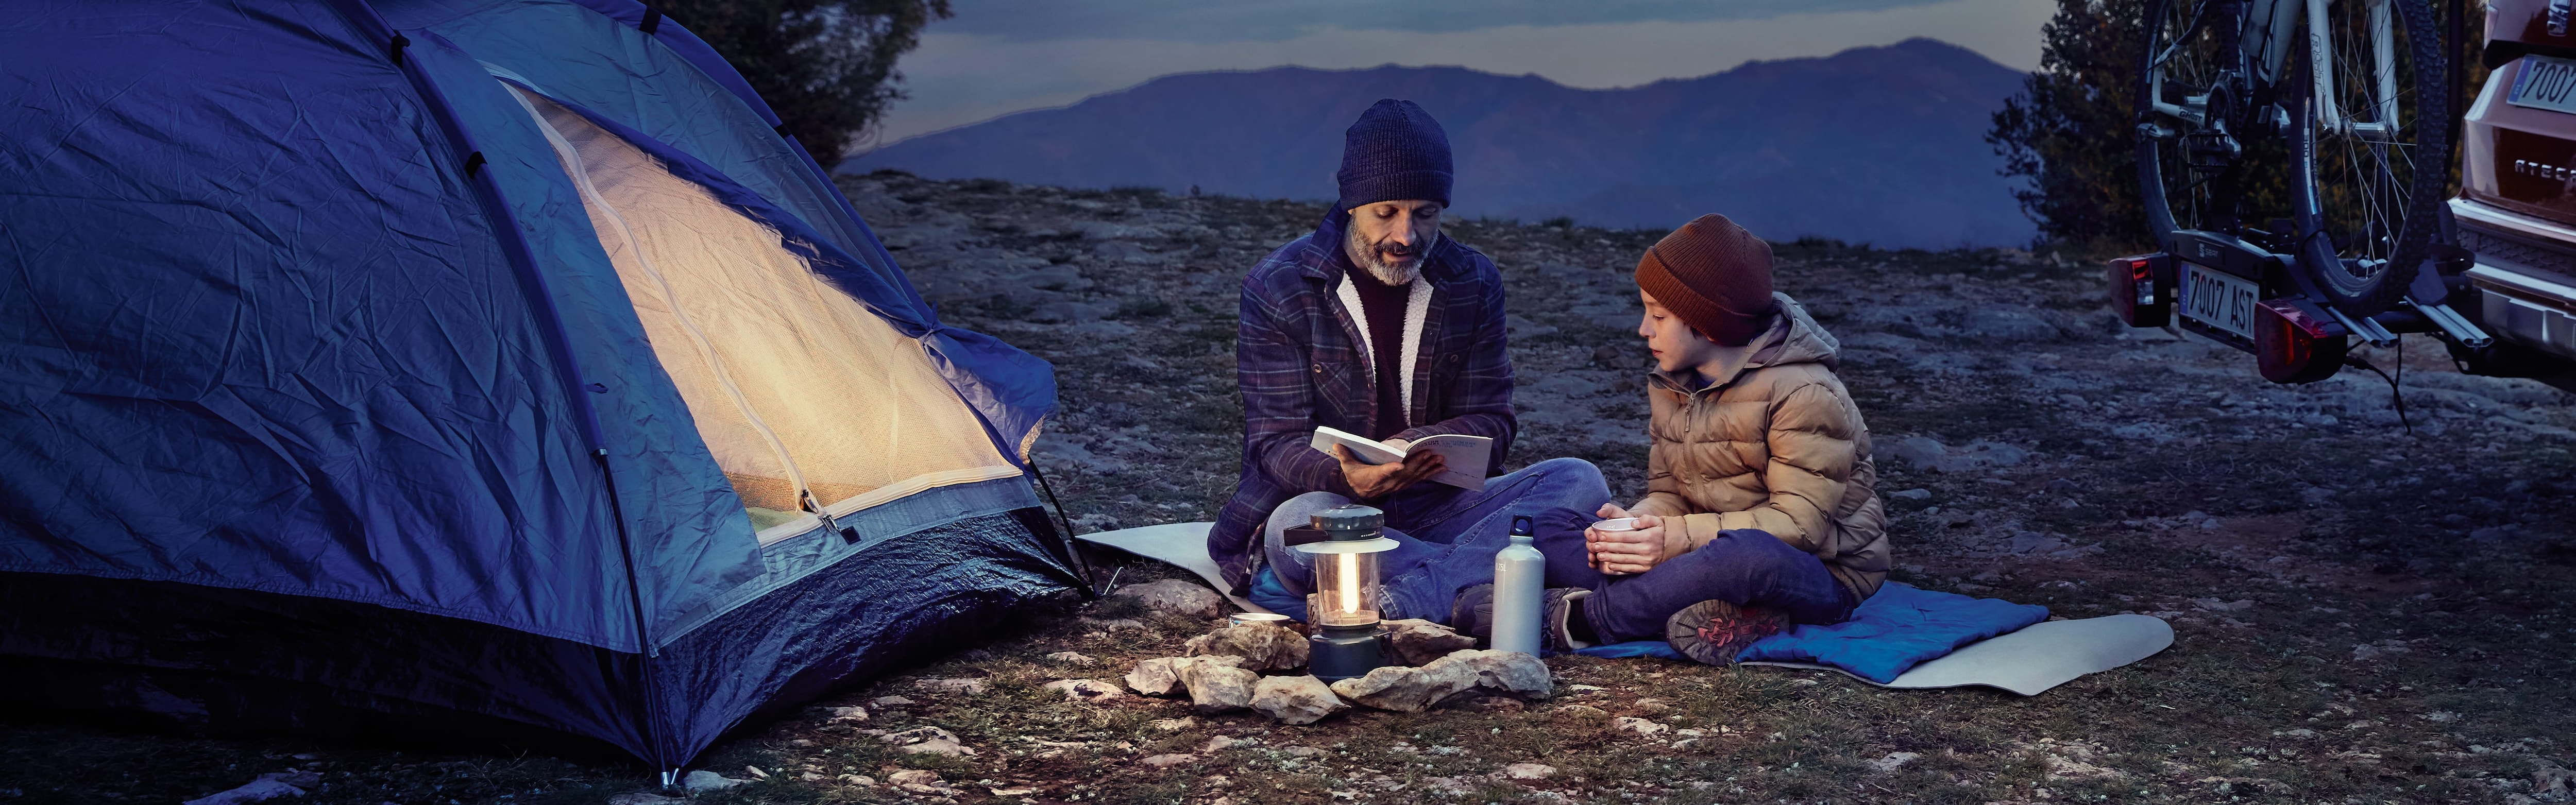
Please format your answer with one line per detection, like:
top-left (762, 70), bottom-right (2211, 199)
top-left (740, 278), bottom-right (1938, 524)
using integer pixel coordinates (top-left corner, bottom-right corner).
top-left (1308, 622), bottom-right (1388, 681)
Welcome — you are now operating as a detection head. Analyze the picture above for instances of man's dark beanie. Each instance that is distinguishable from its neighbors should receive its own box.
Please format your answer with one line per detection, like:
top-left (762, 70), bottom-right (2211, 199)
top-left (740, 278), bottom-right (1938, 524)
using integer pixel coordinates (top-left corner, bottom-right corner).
top-left (1635, 213), bottom-right (1776, 346)
top-left (1336, 99), bottom-right (1453, 211)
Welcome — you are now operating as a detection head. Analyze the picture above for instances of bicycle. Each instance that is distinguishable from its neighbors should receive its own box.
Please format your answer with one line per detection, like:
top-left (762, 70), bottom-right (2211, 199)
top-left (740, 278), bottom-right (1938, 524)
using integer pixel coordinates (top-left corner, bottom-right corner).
top-left (2120, 0), bottom-right (2492, 383)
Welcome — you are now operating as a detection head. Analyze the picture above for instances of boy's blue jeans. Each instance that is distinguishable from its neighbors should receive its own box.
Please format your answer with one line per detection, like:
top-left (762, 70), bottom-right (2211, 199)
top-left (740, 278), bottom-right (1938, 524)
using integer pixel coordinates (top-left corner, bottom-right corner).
top-left (1515, 509), bottom-right (1859, 643)
top-left (1262, 457), bottom-right (1613, 622)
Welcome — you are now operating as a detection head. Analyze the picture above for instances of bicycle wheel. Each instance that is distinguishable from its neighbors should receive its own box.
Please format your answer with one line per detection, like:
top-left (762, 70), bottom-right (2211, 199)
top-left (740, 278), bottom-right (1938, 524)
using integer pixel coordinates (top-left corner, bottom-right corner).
top-left (2138, 0), bottom-right (2244, 242)
top-left (2290, 0), bottom-right (2449, 315)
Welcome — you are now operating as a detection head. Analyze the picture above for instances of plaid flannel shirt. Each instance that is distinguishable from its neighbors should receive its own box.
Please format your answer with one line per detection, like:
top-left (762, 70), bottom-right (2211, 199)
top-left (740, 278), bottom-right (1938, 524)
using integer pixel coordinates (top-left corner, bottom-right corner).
top-left (1208, 213), bottom-right (1516, 591)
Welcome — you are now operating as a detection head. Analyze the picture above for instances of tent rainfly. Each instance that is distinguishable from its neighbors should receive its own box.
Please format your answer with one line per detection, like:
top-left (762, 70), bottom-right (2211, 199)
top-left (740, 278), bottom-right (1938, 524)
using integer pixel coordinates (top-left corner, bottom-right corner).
top-left (0, 0), bottom-right (1080, 770)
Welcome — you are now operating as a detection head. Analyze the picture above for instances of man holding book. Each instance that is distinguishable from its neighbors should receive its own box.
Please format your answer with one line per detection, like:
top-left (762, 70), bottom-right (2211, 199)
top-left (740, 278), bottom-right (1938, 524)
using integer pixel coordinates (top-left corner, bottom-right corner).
top-left (1209, 98), bottom-right (1612, 619)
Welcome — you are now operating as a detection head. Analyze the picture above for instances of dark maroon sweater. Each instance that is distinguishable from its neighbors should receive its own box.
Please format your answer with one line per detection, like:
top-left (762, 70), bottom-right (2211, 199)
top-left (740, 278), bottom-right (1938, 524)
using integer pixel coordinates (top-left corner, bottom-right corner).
top-left (1344, 264), bottom-right (1411, 440)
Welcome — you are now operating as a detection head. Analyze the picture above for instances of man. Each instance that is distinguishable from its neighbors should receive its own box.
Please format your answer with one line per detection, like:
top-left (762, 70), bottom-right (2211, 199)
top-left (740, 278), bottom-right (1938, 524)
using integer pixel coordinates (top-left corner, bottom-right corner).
top-left (1210, 99), bottom-right (1608, 618)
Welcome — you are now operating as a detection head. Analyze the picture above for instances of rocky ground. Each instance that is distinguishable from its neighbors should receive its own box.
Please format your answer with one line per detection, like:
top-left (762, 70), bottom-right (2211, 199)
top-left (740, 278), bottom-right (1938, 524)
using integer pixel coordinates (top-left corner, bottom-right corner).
top-left (4, 174), bottom-right (2573, 804)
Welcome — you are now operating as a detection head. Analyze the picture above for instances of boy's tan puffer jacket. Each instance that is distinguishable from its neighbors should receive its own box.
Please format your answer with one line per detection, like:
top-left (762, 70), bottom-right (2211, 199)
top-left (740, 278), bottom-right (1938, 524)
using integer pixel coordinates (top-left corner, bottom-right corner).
top-left (1629, 293), bottom-right (1890, 600)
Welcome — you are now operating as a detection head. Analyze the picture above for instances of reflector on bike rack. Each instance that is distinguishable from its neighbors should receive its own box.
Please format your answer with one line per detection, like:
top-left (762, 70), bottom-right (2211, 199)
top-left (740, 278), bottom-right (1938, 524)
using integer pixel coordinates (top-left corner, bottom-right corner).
top-left (2255, 297), bottom-right (2351, 384)
top-left (2107, 253), bottom-right (2178, 328)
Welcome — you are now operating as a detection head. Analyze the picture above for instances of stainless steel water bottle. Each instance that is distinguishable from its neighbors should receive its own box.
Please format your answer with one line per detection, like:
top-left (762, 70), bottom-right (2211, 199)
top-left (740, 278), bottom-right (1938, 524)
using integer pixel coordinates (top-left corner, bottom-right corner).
top-left (1489, 515), bottom-right (1546, 656)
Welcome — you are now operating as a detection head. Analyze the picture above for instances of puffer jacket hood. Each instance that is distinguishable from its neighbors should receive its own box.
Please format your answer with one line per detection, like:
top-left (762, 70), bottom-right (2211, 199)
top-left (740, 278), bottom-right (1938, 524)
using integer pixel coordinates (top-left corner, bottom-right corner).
top-left (1633, 292), bottom-right (1890, 600)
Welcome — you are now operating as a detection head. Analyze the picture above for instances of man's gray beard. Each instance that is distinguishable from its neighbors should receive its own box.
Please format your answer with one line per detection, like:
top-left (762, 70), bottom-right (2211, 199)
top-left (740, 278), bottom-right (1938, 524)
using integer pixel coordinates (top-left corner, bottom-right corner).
top-left (1345, 226), bottom-right (1430, 286)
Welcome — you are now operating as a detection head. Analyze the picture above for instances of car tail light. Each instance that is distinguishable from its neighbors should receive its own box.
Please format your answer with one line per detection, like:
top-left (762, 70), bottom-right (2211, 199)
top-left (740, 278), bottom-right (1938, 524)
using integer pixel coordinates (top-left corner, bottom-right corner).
top-left (2254, 298), bottom-right (2349, 384)
top-left (2106, 253), bottom-right (2175, 327)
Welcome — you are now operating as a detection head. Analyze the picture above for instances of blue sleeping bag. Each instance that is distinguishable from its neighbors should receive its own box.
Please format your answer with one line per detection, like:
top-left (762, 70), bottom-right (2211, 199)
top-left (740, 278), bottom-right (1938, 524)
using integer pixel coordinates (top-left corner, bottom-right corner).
top-left (1579, 583), bottom-right (2049, 682)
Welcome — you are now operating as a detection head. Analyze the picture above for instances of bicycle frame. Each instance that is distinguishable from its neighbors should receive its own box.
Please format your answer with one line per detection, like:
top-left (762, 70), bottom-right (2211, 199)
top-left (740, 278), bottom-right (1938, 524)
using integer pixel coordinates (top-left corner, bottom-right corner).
top-left (2147, 0), bottom-right (2400, 142)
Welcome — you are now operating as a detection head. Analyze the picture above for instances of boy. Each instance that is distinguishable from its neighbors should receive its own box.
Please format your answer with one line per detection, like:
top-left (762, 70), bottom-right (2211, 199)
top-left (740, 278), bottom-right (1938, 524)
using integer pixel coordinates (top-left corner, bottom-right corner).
top-left (1459, 213), bottom-right (1889, 664)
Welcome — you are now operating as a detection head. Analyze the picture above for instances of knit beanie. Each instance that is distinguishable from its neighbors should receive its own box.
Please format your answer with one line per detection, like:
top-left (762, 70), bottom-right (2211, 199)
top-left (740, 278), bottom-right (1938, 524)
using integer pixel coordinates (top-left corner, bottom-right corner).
top-left (1634, 214), bottom-right (1776, 346)
top-left (1335, 99), bottom-right (1453, 211)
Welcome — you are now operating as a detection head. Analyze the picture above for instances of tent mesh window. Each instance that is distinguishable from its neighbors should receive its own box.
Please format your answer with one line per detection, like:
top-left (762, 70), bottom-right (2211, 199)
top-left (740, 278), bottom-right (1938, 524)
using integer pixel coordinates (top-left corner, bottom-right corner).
top-left (514, 88), bottom-right (1016, 538)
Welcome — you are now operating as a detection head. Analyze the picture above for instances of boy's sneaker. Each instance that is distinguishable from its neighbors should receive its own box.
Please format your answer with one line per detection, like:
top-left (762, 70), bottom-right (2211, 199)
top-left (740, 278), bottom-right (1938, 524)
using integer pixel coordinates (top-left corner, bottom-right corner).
top-left (1451, 584), bottom-right (1595, 652)
top-left (1665, 600), bottom-right (1787, 665)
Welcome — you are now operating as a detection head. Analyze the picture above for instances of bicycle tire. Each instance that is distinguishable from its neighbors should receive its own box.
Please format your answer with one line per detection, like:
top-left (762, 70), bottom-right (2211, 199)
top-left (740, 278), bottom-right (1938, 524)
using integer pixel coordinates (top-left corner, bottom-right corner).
top-left (2136, 0), bottom-right (2227, 244)
top-left (2290, 0), bottom-right (2449, 315)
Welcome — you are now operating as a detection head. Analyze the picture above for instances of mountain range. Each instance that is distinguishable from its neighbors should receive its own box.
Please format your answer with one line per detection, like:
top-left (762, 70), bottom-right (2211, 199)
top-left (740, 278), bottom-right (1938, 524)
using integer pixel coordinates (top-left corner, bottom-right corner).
top-left (845, 38), bottom-right (2035, 249)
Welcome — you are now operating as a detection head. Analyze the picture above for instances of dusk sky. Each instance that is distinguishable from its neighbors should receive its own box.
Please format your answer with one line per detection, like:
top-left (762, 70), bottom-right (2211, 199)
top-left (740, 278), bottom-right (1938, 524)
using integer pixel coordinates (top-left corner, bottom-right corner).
top-left (868, 0), bottom-right (2057, 146)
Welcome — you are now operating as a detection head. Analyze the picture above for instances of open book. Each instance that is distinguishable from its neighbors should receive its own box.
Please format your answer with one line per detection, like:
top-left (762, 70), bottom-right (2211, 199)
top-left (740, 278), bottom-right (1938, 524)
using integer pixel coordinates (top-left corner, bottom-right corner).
top-left (1309, 425), bottom-right (1493, 491)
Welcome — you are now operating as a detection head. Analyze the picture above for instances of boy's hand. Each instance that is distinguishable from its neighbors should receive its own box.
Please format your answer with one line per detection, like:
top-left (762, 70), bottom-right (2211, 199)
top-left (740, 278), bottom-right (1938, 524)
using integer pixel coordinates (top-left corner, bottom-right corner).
top-left (1336, 444), bottom-right (1444, 499)
top-left (1589, 513), bottom-right (1672, 575)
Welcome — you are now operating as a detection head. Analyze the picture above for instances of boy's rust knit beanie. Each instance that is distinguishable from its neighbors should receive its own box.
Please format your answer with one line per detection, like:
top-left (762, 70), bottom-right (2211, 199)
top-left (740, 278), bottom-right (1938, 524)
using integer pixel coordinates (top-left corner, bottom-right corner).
top-left (1634, 213), bottom-right (1775, 346)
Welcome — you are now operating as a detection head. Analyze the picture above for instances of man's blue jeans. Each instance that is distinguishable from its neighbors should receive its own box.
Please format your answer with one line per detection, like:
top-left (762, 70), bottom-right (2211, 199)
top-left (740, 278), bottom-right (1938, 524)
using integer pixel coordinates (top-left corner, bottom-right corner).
top-left (1263, 457), bottom-right (1613, 622)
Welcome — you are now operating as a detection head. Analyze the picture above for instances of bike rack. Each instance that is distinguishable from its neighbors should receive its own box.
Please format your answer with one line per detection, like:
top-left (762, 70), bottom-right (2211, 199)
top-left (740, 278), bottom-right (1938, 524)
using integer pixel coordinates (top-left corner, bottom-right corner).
top-left (2158, 228), bottom-right (2492, 355)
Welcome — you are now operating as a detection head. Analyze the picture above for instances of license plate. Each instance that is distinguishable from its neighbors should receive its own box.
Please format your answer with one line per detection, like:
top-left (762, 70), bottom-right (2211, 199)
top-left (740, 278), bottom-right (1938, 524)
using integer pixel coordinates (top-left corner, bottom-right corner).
top-left (2510, 55), bottom-right (2576, 115)
top-left (2178, 262), bottom-right (2260, 340)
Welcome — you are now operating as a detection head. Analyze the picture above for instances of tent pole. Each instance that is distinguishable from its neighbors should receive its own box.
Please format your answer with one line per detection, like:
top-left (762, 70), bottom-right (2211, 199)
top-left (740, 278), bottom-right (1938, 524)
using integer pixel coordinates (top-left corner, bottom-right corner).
top-left (1026, 461), bottom-right (1098, 598)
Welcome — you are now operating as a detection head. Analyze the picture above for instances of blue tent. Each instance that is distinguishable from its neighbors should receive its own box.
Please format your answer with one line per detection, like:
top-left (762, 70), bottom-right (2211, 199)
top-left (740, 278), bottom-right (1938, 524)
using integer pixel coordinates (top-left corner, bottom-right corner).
top-left (0, 0), bottom-right (1075, 769)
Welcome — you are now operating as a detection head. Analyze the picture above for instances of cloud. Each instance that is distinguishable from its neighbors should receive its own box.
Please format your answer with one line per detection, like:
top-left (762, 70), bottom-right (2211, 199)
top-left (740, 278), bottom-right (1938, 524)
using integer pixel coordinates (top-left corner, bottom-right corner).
top-left (935, 0), bottom-right (1964, 42)
top-left (870, 0), bottom-right (2053, 144)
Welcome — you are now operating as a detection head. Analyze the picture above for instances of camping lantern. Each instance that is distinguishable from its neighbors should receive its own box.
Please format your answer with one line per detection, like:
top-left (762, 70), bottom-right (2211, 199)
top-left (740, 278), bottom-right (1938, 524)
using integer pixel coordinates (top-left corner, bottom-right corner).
top-left (1297, 504), bottom-right (1399, 680)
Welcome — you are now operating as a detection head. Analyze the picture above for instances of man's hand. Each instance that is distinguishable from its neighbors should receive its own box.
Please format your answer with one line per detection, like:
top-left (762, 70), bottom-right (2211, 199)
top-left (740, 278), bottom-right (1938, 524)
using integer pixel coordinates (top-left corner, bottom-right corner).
top-left (1587, 513), bottom-right (1675, 575)
top-left (1336, 443), bottom-right (1444, 499)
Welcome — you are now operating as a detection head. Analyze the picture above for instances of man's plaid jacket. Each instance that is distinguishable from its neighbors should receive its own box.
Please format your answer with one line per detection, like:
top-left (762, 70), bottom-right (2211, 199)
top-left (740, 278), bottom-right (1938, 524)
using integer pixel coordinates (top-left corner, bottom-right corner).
top-left (1208, 212), bottom-right (1517, 592)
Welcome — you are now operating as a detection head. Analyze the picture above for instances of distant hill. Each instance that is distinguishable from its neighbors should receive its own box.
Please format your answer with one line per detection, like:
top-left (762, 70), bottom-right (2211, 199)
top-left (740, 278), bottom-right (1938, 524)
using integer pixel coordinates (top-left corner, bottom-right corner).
top-left (845, 38), bottom-right (2035, 249)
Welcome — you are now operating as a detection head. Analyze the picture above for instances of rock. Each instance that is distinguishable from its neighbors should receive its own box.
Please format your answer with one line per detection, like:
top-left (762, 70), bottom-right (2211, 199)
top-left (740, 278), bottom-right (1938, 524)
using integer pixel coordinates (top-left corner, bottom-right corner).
top-left (918, 677), bottom-right (987, 695)
top-left (1961, 306), bottom-right (2063, 341)
top-left (1110, 579), bottom-right (1226, 619)
top-left (2534, 763), bottom-right (2575, 795)
top-left (1200, 734), bottom-right (1258, 752)
top-left (1178, 661), bottom-right (1260, 714)
top-left (1046, 651), bottom-right (1096, 665)
top-left (1029, 301), bottom-right (1114, 324)
top-left (1282, 745), bottom-right (1329, 758)
top-left (1126, 655), bottom-right (1246, 696)
top-left (1184, 623), bottom-right (1310, 671)
top-left (1553, 704), bottom-right (1609, 720)
top-left (680, 770), bottom-right (751, 793)
top-left (1501, 762), bottom-right (1558, 780)
top-left (1140, 753), bottom-right (1197, 768)
top-left (880, 726), bottom-right (977, 757)
top-left (1883, 436), bottom-right (1947, 470)
top-left (1080, 616), bottom-right (1148, 632)
top-left (182, 772), bottom-right (324, 805)
top-left (886, 769), bottom-right (951, 795)
top-left (869, 695), bottom-right (916, 707)
top-left (742, 765), bottom-right (768, 779)
top-left (1440, 649), bottom-right (1553, 699)
top-left (824, 705), bottom-right (868, 723)
top-left (1868, 751), bottom-right (1921, 772)
top-left (1381, 619), bottom-right (1476, 666)
top-left (1614, 716), bottom-right (1669, 737)
top-left (991, 786), bottom-right (1039, 797)
top-left (1148, 717), bottom-right (1196, 731)
top-left (1890, 488), bottom-right (1933, 501)
top-left (2190, 597), bottom-right (2253, 612)
top-left (1937, 440), bottom-right (2030, 473)
top-left (1250, 674), bottom-right (1349, 725)
top-left (1635, 697), bottom-right (1673, 715)
top-left (607, 794), bottom-right (684, 805)
top-left (1328, 656), bottom-right (1479, 712)
top-left (2008, 533), bottom-right (2067, 554)
top-left (836, 774), bottom-right (876, 785)
top-left (1043, 678), bottom-right (1126, 703)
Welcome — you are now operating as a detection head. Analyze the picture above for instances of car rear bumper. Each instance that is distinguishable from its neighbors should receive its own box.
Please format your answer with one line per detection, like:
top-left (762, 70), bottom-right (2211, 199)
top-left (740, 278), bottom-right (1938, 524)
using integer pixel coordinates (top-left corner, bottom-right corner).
top-left (2451, 198), bottom-right (2576, 361)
